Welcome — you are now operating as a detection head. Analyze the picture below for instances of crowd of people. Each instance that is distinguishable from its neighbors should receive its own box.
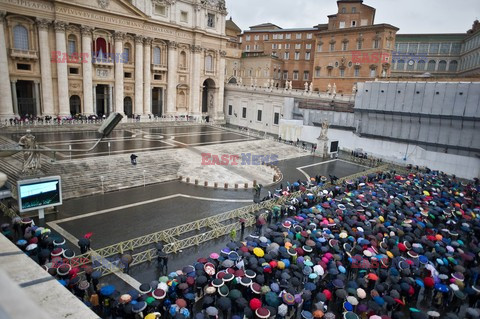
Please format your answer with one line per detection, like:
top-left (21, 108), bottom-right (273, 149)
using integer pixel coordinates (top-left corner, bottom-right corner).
top-left (2, 169), bottom-right (480, 319)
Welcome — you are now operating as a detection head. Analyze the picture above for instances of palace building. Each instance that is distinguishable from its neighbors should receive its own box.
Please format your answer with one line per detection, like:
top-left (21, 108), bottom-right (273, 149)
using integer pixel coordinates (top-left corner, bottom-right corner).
top-left (0, 0), bottom-right (228, 120)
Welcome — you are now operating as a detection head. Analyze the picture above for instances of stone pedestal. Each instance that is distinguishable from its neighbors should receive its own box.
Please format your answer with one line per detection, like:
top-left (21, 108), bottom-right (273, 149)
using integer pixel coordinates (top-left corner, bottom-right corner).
top-left (317, 137), bottom-right (329, 158)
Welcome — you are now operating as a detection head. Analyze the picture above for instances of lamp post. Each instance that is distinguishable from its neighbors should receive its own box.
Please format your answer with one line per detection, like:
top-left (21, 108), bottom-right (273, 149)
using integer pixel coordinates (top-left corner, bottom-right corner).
top-left (108, 142), bottom-right (111, 156)
top-left (143, 170), bottom-right (146, 187)
top-left (100, 175), bottom-right (104, 193)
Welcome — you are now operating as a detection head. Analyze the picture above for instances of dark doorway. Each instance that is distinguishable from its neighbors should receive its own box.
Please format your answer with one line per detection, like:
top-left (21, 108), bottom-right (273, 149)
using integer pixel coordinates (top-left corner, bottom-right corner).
top-left (228, 77), bottom-right (237, 84)
top-left (152, 87), bottom-right (163, 117)
top-left (95, 85), bottom-right (109, 117)
top-left (16, 80), bottom-right (35, 117)
top-left (202, 79), bottom-right (215, 114)
top-left (69, 95), bottom-right (81, 115)
top-left (124, 96), bottom-right (133, 118)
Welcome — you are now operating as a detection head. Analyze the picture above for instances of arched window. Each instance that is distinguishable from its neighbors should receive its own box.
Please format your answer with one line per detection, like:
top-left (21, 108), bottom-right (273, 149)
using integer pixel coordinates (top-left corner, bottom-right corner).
top-left (396, 59), bottom-right (405, 70)
top-left (13, 25), bottom-right (29, 50)
top-left (123, 43), bottom-right (131, 63)
top-left (69, 95), bottom-right (81, 115)
top-left (205, 54), bottom-right (213, 72)
top-left (448, 60), bottom-right (458, 72)
top-left (68, 35), bottom-right (77, 56)
top-left (438, 60), bottom-right (447, 71)
top-left (95, 37), bottom-right (107, 61)
top-left (153, 47), bottom-right (161, 65)
top-left (416, 60), bottom-right (425, 71)
top-left (427, 60), bottom-right (436, 71)
top-left (179, 51), bottom-right (187, 68)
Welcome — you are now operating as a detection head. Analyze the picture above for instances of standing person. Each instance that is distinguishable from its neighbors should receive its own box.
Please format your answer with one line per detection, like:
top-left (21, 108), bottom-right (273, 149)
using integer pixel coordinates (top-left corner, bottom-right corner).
top-left (266, 210), bottom-right (272, 225)
top-left (130, 154), bottom-right (138, 165)
top-left (239, 219), bottom-right (246, 240)
top-left (229, 228), bottom-right (237, 242)
top-left (157, 250), bottom-right (168, 275)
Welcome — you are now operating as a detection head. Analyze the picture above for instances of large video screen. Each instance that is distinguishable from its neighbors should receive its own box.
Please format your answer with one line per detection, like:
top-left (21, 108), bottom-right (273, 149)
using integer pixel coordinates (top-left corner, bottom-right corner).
top-left (17, 176), bottom-right (62, 213)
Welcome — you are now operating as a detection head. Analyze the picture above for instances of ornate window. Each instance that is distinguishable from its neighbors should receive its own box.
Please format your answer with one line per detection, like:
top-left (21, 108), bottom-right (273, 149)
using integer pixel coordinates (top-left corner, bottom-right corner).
top-left (205, 54), bottom-right (213, 72)
top-left (179, 51), bottom-right (187, 69)
top-left (153, 47), bottom-right (161, 65)
top-left (123, 43), bottom-right (132, 63)
top-left (68, 35), bottom-right (77, 57)
top-left (13, 25), bottom-right (29, 50)
top-left (207, 13), bottom-right (215, 28)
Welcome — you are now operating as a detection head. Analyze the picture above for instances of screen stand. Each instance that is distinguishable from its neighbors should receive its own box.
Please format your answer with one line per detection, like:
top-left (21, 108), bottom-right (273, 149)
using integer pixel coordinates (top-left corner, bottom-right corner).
top-left (38, 208), bottom-right (45, 220)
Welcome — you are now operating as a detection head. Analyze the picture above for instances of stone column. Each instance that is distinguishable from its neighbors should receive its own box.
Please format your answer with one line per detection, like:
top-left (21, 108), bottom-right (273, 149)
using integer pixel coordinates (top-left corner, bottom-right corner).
top-left (114, 32), bottom-right (125, 114)
top-left (34, 81), bottom-right (41, 116)
top-left (54, 21), bottom-right (70, 116)
top-left (11, 81), bottom-right (18, 115)
top-left (143, 37), bottom-right (152, 115)
top-left (81, 26), bottom-right (94, 115)
top-left (134, 35), bottom-right (144, 115)
top-left (0, 12), bottom-right (14, 118)
top-left (36, 19), bottom-right (54, 116)
top-left (190, 45), bottom-right (202, 115)
top-left (216, 50), bottom-right (226, 120)
top-left (166, 41), bottom-right (177, 114)
top-left (93, 84), bottom-right (97, 115)
top-left (108, 84), bottom-right (113, 114)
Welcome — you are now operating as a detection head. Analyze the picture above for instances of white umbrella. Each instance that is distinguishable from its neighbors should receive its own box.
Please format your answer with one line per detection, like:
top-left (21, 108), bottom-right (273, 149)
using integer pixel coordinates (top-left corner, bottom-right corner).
top-left (313, 265), bottom-right (324, 276)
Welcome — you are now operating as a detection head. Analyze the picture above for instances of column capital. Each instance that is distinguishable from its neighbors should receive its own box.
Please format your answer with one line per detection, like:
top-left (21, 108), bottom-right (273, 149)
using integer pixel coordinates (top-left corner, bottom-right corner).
top-left (36, 18), bottom-right (51, 30)
top-left (168, 41), bottom-right (177, 50)
top-left (10, 79), bottom-right (17, 84)
top-left (53, 21), bottom-right (67, 32)
top-left (134, 35), bottom-right (144, 44)
top-left (144, 37), bottom-right (153, 46)
top-left (80, 25), bottom-right (94, 36)
top-left (191, 45), bottom-right (203, 53)
top-left (113, 31), bottom-right (126, 41)
top-left (0, 11), bottom-right (6, 22)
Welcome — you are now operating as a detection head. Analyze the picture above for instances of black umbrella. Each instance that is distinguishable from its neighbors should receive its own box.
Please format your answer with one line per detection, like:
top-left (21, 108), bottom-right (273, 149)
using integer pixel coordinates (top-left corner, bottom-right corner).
top-left (217, 296), bottom-right (231, 311)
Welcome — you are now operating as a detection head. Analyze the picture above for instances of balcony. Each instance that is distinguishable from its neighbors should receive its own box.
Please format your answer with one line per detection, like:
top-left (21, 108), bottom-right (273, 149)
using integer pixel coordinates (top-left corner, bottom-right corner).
top-left (152, 63), bottom-right (167, 71)
top-left (92, 56), bottom-right (114, 67)
top-left (9, 49), bottom-right (38, 60)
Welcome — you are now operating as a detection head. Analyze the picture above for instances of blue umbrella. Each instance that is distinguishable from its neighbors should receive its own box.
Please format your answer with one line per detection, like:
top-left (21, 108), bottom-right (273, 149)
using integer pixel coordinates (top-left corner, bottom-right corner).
top-left (415, 279), bottom-right (425, 288)
top-left (434, 283), bottom-right (449, 293)
top-left (373, 296), bottom-right (385, 306)
top-left (100, 285), bottom-right (116, 296)
top-left (293, 182), bottom-right (300, 187)
top-left (304, 282), bottom-right (316, 291)
top-left (132, 301), bottom-right (147, 313)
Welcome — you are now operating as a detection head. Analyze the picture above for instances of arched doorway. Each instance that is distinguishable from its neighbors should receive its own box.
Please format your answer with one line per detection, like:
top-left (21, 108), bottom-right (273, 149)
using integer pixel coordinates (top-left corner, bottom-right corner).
top-left (228, 77), bottom-right (237, 84)
top-left (124, 96), bottom-right (133, 117)
top-left (202, 79), bottom-right (215, 114)
top-left (69, 95), bottom-right (81, 115)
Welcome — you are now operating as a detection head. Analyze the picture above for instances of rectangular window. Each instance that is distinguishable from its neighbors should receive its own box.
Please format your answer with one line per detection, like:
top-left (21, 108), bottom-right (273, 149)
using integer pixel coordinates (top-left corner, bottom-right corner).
top-left (305, 44), bottom-right (312, 49)
top-left (307, 33), bottom-right (313, 39)
top-left (317, 43), bottom-right (323, 52)
top-left (154, 74), bottom-right (162, 80)
top-left (330, 43), bottom-right (335, 51)
top-left (293, 71), bottom-right (299, 80)
top-left (278, 44), bottom-right (282, 49)
top-left (342, 42), bottom-right (348, 51)
top-left (245, 45), bottom-right (250, 51)
top-left (228, 105), bottom-right (232, 115)
top-left (370, 69), bottom-right (376, 77)
top-left (274, 112), bottom-right (280, 125)
top-left (295, 43), bottom-right (301, 49)
top-left (340, 69), bottom-right (345, 77)
top-left (429, 43), bottom-right (439, 54)
top-left (257, 110), bottom-right (262, 121)
top-left (68, 40), bottom-right (76, 56)
top-left (246, 35), bottom-right (251, 41)
top-left (124, 72), bottom-right (132, 78)
top-left (296, 33), bottom-right (302, 39)
top-left (207, 13), bottom-right (215, 28)
top-left (254, 35), bottom-right (260, 41)
top-left (407, 43), bottom-right (418, 54)
top-left (69, 67), bottom-right (79, 75)
top-left (180, 11), bottom-right (188, 23)
top-left (284, 52), bottom-right (289, 59)
top-left (418, 43), bottom-right (429, 54)
top-left (294, 52), bottom-right (300, 60)
top-left (339, 21), bottom-right (345, 29)
top-left (17, 63), bottom-right (31, 70)
top-left (315, 68), bottom-right (321, 77)
top-left (263, 34), bottom-right (269, 40)
top-left (285, 34), bottom-right (291, 39)
top-left (351, 20), bottom-right (356, 27)
top-left (285, 44), bottom-right (290, 49)
top-left (278, 34), bottom-right (284, 39)
top-left (155, 4), bottom-right (166, 16)
top-left (303, 71), bottom-right (309, 80)
top-left (273, 34), bottom-right (278, 40)
top-left (242, 107), bottom-right (247, 118)
top-left (440, 43), bottom-right (451, 54)
top-left (283, 71), bottom-right (288, 79)
top-left (398, 43), bottom-right (408, 53)
top-left (373, 39), bottom-right (379, 49)
top-left (305, 52), bottom-right (311, 60)
top-left (354, 68), bottom-right (359, 77)
top-left (254, 45), bottom-right (259, 50)
top-left (272, 44), bottom-right (278, 49)
top-left (357, 41), bottom-right (362, 50)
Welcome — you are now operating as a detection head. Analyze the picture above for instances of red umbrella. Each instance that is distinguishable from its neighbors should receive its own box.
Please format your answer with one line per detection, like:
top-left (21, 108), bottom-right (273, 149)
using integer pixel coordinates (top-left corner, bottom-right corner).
top-left (323, 289), bottom-right (332, 300)
top-left (424, 277), bottom-right (435, 288)
top-left (84, 232), bottom-right (93, 239)
top-left (367, 273), bottom-right (379, 281)
top-left (176, 298), bottom-right (187, 308)
top-left (394, 298), bottom-right (405, 306)
top-left (249, 298), bottom-right (262, 310)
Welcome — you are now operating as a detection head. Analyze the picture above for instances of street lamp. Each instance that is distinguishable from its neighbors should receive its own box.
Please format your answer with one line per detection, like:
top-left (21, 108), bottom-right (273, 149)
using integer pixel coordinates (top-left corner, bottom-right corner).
top-left (143, 170), bottom-right (146, 187)
top-left (100, 175), bottom-right (105, 193)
